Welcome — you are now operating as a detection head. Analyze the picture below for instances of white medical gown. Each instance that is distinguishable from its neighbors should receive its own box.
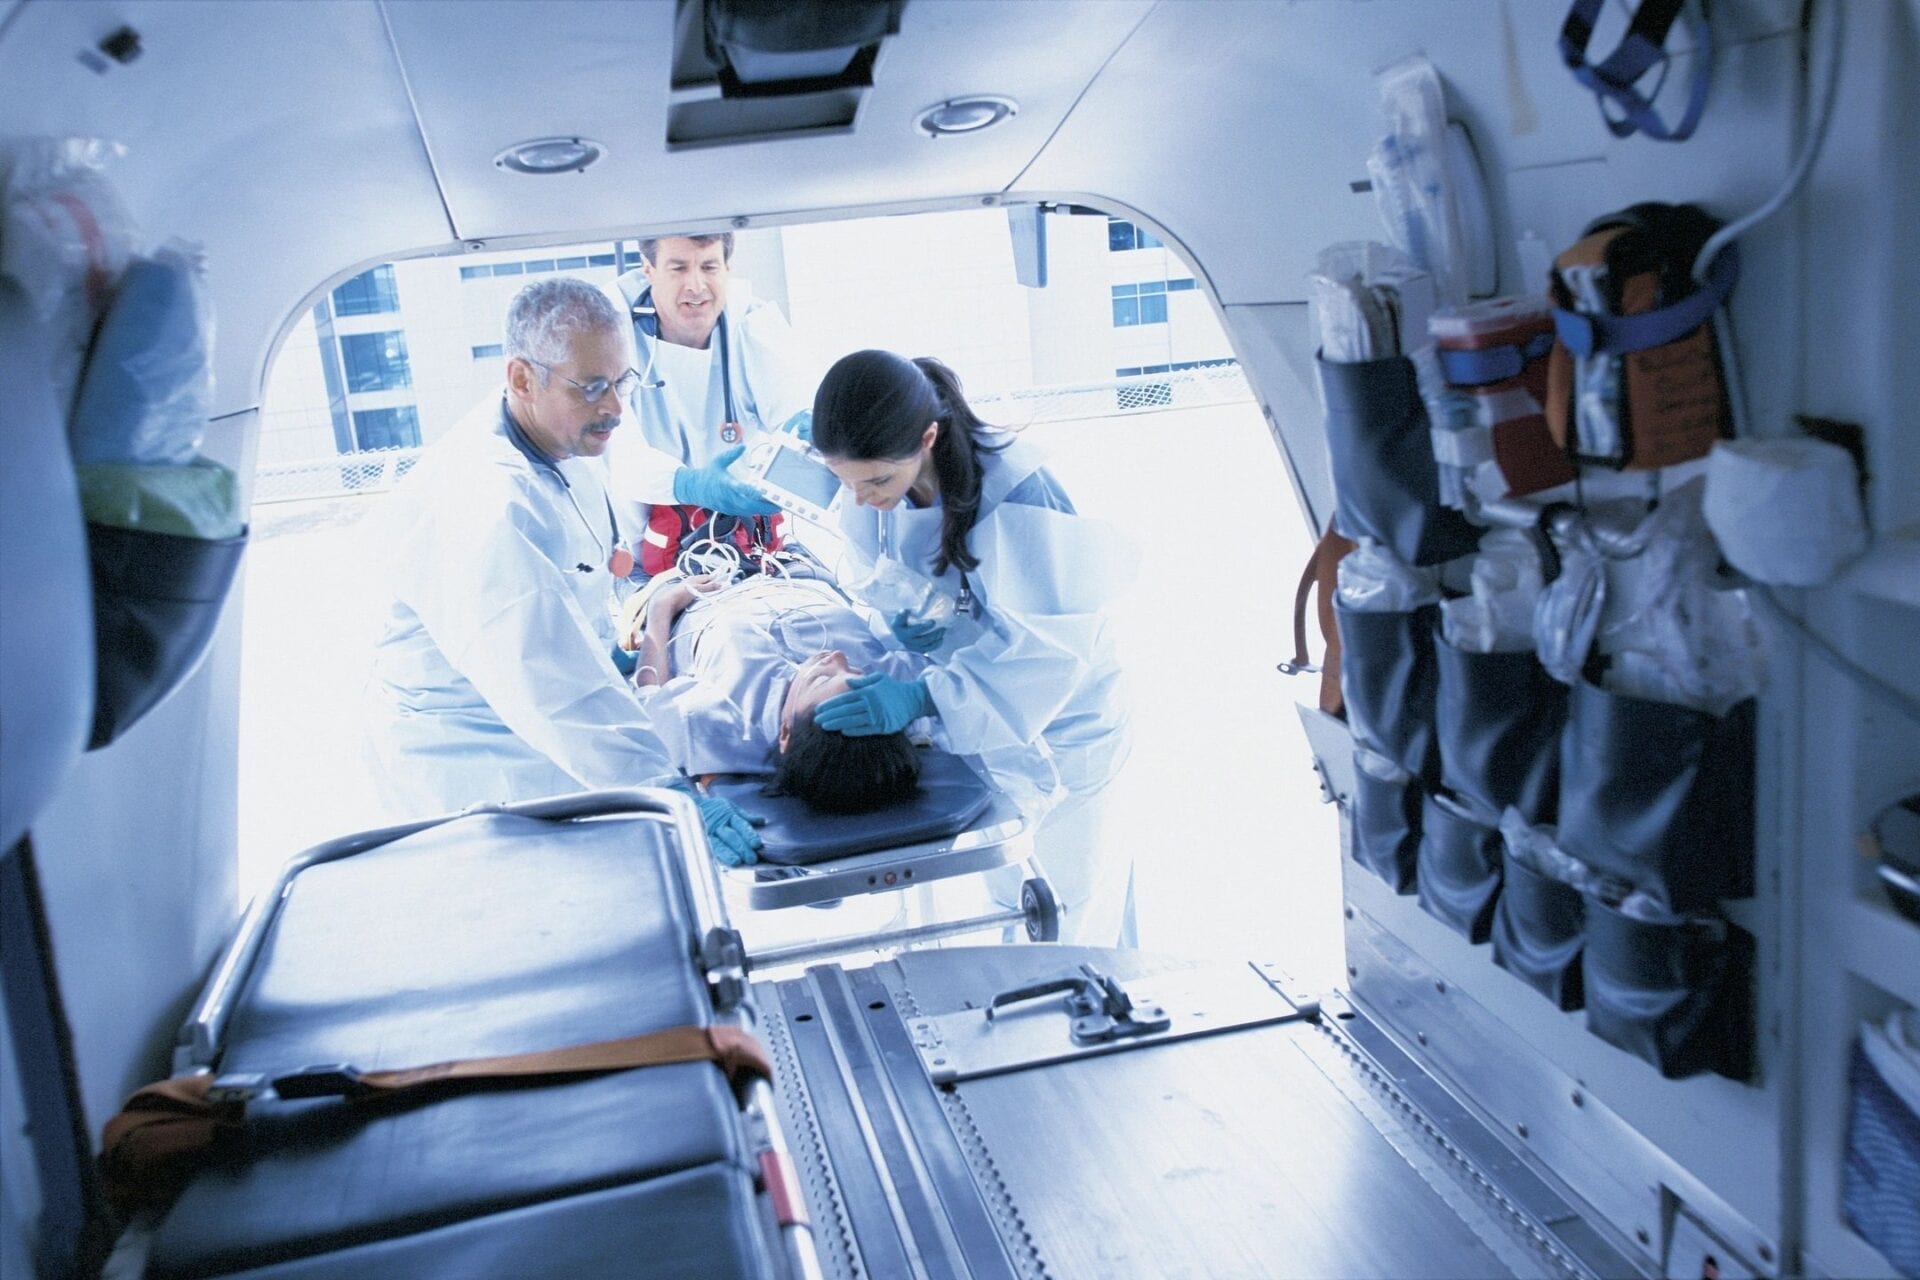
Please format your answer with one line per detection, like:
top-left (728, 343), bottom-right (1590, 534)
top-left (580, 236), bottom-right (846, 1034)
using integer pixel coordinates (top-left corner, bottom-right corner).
top-left (641, 575), bottom-right (924, 776)
top-left (601, 277), bottom-right (819, 511)
top-left (835, 436), bottom-right (1138, 945)
top-left (365, 396), bottom-right (678, 819)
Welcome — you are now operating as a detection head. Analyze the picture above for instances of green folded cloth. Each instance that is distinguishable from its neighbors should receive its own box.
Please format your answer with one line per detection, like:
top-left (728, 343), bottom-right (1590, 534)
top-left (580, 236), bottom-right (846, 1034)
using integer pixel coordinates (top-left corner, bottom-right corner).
top-left (78, 457), bottom-right (243, 539)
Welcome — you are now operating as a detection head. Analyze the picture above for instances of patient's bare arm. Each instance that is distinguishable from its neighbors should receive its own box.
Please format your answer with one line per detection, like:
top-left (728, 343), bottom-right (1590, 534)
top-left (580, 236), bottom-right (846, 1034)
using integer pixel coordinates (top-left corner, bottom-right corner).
top-left (631, 575), bottom-right (718, 688)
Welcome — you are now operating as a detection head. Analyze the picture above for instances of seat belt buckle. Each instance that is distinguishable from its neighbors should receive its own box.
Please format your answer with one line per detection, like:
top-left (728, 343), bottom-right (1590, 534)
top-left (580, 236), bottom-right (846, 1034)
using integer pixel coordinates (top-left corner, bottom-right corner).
top-left (205, 1072), bottom-right (271, 1106)
top-left (271, 1063), bottom-right (368, 1100)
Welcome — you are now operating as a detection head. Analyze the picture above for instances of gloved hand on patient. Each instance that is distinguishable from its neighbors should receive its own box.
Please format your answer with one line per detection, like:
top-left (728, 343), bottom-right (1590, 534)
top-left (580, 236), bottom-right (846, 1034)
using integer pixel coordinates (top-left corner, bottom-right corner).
top-left (815, 673), bottom-right (936, 736)
top-left (672, 782), bottom-right (766, 866)
top-left (673, 444), bottom-right (780, 517)
top-left (888, 609), bottom-right (947, 654)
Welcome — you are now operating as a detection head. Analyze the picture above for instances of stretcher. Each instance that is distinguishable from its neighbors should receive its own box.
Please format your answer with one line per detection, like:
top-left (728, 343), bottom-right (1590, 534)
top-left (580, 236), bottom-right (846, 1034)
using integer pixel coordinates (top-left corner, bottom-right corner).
top-left (138, 788), bottom-right (1642, 1279)
top-left (705, 748), bottom-right (1061, 968)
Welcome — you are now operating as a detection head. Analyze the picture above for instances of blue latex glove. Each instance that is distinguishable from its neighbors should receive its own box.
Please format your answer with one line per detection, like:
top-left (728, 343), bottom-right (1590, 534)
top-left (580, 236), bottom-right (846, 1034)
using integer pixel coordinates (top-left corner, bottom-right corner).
top-left (814, 673), bottom-right (936, 737)
top-left (672, 782), bottom-right (765, 866)
top-left (673, 444), bottom-right (780, 517)
top-left (888, 608), bottom-right (946, 654)
top-left (779, 408), bottom-right (813, 443)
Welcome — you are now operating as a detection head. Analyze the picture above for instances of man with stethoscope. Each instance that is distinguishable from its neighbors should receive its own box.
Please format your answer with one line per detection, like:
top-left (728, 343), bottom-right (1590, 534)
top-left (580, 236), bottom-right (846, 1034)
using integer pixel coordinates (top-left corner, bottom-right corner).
top-left (604, 232), bottom-right (819, 577)
top-left (364, 277), bottom-right (762, 862)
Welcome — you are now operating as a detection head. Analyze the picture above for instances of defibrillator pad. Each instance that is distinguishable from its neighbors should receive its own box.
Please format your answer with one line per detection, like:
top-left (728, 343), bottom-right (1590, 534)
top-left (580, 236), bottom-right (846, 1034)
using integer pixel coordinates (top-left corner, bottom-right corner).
top-left (732, 435), bottom-right (841, 524)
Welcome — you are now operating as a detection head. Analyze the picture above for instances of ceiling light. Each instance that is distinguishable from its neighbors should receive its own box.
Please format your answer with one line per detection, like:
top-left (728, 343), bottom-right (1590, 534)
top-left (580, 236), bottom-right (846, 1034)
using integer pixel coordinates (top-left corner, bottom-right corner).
top-left (915, 96), bottom-right (1017, 138)
top-left (493, 137), bottom-right (607, 176)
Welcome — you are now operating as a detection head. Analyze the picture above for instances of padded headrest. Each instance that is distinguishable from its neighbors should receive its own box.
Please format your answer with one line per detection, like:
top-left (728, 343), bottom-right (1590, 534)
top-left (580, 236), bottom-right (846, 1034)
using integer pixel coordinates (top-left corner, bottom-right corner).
top-left (0, 282), bottom-right (96, 851)
top-left (706, 748), bottom-right (991, 867)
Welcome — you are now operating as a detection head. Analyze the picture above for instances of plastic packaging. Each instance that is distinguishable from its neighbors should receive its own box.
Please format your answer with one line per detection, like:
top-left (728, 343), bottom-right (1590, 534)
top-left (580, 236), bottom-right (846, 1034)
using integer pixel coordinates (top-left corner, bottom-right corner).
top-left (1534, 532), bottom-right (1606, 685)
top-left (1309, 241), bottom-right (1435, 363)
top-left (1499, 809), bottom-right (1595, 890)
top-left (1703, 437), bottom-right (1869, 586)
top-left (1594, 479), bottom-right (1767, 716)
top-left (1335, 538), bottom-right (1441, 612)
top-left (842, 554), bottom-right (955, 629)
top-left (1368, 57), bottom-right (1469, 309)
top-left (1441, 528), bottom-right (1544, 653)
top-left (70, 241), bottom-right (215, 465)
top-left (77, 459), bottom-right (242, 539)
top-left (0, 137), bottom-right (141, 413)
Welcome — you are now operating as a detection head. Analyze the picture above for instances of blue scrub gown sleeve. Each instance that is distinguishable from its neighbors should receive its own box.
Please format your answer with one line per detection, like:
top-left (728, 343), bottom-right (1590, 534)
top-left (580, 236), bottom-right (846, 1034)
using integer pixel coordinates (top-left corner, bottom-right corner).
top-left (402, 480), bottom-right (681, 793)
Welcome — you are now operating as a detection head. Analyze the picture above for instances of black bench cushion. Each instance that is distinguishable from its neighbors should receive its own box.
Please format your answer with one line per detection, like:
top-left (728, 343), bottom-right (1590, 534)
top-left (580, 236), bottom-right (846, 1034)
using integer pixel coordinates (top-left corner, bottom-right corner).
top-left (151, 812), bottom-right (750, 1277)
top-left (197, 1162), bottom-right (774, 1280)
top-left (708, 748), bottom-right (993, 866)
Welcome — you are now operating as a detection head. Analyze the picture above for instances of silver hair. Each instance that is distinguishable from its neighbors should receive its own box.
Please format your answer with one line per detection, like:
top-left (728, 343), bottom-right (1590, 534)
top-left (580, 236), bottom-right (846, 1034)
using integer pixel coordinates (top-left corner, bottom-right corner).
top-left (503, 277), bottom-right (623, 373)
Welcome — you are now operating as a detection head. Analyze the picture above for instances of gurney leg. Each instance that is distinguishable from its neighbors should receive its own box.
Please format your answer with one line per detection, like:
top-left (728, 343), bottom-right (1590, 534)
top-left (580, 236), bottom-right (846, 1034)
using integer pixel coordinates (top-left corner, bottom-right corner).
top-left (746, 876), bottom-right (1055, 972)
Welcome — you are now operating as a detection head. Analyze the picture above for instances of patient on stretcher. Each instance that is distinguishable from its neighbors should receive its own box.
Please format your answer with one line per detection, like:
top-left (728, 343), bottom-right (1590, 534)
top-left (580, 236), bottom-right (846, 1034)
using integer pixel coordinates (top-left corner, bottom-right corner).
top-left (622, 569), bottom-right (931, 814)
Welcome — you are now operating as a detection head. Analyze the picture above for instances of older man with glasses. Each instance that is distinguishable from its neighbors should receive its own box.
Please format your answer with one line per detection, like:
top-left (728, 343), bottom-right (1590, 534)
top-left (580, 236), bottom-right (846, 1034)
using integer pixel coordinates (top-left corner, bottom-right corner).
top-left (363, 276), bottom-right (763, 863)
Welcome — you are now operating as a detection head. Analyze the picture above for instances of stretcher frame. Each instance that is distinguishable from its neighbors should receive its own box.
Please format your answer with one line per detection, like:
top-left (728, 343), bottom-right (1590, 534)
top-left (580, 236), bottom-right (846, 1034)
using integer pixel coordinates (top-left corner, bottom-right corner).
top-left (175, 787), bottom-right (825, 1280)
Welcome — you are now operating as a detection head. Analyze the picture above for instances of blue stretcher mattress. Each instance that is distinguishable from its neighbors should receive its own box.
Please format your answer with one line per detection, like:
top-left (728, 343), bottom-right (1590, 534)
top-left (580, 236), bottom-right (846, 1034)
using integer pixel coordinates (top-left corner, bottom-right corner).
top-left (707, 747), bottom-right (993, 867)
top-left (148, 811), bottom-right (772, 1280)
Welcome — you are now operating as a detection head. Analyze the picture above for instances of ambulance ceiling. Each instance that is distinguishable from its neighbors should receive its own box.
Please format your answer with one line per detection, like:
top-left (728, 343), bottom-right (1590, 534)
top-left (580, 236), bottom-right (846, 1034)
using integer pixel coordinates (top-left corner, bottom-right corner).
top-left (0, 0), bottom-right (1803, 415)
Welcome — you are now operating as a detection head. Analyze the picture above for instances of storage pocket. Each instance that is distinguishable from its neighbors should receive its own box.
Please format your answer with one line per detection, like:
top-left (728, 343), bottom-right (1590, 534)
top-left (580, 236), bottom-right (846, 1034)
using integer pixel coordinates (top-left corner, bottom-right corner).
top-left (87, 521), bottom-right (249, 749)
top-left (1558, 678), bottom-right (1756, 913)
top-left (1415, 792), bottom-right (1503, 943)
top-left (1335, 601), bottom-right (1440, 784)
top-left (1582, 897), bottom-right (1752, 1080)
top-left (1491, 848), bottom-right (1585, 1010)
top-left (1317, 354), bottom-right (1480, 566)
top-left (1433, 634), bottom-right (1567, 824)
top-left (1844, 1039), bottom-right (1920, 1277)
top-left (1349, 750), bottom-right (1420, 894)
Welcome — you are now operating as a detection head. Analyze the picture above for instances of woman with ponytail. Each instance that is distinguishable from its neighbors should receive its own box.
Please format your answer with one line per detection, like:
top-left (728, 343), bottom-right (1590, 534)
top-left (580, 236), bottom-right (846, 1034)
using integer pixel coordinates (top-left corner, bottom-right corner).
top-left (810, 350), bottom-right (1136, 946)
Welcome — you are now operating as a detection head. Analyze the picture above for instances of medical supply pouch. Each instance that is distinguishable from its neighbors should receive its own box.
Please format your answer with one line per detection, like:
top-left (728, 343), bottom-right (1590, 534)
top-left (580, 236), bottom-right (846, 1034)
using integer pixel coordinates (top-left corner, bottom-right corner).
top-left (641, 501), bottom-right (787, 577)
top-left (1582, 897), bottom-right (1752, 1081)
top-left (86, 520), bottom-right (248, 749)
top-left (1544, 202), bottom-right (1735, 470)
top-left (1351, 747), bottom-right (1422, 894)
top-left (1492, 842), bottom-right (1586, 1011)
top-left (1433, 630), bottom-right (1567, 826)
top-left (1556, 676), bottom-right (1755, 914)
top-left (1318, 353), bottom-right (1480, 566)
top-left (1415, 791), bottom-right (1503, 943)
top-left (1430, 297), bottom-right (1575, 499)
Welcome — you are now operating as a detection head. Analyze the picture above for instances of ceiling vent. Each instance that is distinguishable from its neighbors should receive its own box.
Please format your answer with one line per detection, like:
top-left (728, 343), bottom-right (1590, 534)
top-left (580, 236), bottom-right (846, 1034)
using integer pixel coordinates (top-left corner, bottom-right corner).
top-left (667, 0), bottom-right (905, 149)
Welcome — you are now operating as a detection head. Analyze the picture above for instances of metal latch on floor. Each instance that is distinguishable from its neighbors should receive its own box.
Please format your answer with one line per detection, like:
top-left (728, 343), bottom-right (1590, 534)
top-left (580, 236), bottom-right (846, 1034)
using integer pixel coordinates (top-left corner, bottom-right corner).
top-left (910, 960), bottom-right (1319, 1085)
top-left (987, 963), bottom-right (1171, 1045)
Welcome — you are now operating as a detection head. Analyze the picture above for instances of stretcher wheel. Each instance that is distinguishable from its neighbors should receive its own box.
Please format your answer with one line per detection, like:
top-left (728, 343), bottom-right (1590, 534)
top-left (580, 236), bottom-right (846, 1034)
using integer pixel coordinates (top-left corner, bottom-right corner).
top-left (1021, 877), bottom-right (1059, 942)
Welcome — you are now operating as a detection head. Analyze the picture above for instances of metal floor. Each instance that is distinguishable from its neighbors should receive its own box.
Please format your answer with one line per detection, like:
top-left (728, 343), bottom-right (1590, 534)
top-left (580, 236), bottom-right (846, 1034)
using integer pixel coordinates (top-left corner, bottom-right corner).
top-left (752, 945), bottom-right (1637, 1280)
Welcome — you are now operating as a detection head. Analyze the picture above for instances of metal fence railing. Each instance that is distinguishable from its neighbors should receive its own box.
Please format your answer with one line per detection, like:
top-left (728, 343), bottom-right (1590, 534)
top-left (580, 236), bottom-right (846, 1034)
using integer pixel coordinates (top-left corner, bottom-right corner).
top-left (250, 363), bottom-right (1251, 506)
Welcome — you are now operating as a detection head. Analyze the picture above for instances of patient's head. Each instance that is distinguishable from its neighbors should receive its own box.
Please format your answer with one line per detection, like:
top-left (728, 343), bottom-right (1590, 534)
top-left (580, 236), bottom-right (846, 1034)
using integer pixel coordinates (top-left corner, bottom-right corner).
top-left (773, 650), bottom-right (920, 813)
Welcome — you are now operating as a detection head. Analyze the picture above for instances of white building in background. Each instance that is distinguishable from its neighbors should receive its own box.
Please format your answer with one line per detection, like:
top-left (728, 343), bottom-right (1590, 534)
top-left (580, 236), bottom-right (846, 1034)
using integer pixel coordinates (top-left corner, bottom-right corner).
top-left (257, 207), bottom-right (1237, 470)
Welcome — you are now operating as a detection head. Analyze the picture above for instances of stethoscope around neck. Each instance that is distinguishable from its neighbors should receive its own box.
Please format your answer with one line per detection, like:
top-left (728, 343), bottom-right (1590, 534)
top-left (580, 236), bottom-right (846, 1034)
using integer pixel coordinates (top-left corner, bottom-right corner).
top-left (633, 293), bottom-right (735, 425)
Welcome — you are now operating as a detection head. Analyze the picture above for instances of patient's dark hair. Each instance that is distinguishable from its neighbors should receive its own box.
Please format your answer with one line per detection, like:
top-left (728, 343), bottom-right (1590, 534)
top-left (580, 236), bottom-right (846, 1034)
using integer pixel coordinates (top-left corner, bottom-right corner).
top-left (770, 712), bottom-right (921, 814)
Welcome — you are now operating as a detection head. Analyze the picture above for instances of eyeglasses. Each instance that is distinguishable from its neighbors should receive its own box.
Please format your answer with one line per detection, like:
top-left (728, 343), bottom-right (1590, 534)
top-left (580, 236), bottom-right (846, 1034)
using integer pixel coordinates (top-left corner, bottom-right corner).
top-left (528, 360), bottom-right (642, 404)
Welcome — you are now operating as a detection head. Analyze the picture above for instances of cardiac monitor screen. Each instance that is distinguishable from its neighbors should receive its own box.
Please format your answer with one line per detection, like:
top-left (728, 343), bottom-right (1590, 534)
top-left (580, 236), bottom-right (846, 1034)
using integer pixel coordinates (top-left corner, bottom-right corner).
top-left (764, 447), bottom-right (842, 510)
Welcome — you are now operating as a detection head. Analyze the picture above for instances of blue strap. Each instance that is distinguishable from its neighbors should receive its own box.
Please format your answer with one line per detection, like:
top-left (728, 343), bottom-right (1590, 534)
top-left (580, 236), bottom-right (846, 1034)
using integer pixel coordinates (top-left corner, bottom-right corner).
top-left (1438, 330), bottom-right (1556, 387)
top-left (1560, 0), bottom-right (1713, 143)
top-left (1552, 241), bottom-right (1739, 357)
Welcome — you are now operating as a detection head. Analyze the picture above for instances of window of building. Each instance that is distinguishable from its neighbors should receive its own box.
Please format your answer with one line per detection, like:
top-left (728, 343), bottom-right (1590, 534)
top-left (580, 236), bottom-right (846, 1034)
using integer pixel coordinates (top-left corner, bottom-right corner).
top-left (523, 259), bottom-right (556, 274)
top-left (471, 343), bottom-right (504, 359)
top-left (1107, 218), bottom-right (1163, 252)
top-left (588, 253), bottom-right (618, 267)
top-left (339, 331), bottom-right (413, 393)
top-left (459, 265), bottom-right (489, 280)
top-left (1167, 277), bottom-right (1197, 292)
top-left (555, 256), bottom-right (587, 270)
top-left (331, 265), bottom-right (400, 317)
top-left (1111, 281), bottom-right (1168, 327)
top-left (492, 262), bottom-right (524, 277)
top-left (351, 405), bottom-right (421, 451)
